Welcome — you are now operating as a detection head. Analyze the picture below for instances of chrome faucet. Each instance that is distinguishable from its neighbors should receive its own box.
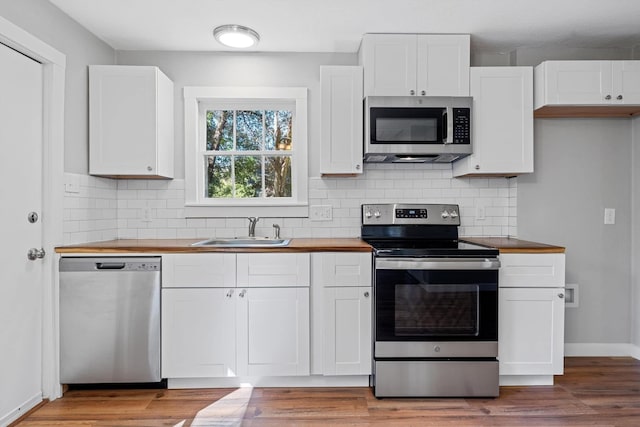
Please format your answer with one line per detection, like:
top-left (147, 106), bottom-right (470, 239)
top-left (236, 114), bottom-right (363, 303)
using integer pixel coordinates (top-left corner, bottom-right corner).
top-left (272, 224), bottom-right (281, 239)
top-left (247, 217), bottom-right (260, 237)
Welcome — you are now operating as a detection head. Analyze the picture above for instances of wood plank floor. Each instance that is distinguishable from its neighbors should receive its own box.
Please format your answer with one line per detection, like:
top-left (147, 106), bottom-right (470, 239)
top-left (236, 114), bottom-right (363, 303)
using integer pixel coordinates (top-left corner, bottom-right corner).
top-left (14, 357), bottom-right (640, 426)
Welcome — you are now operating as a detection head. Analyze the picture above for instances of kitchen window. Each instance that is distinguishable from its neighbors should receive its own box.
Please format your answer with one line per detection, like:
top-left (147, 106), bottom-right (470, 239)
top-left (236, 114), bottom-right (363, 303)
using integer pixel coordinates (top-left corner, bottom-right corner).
top-left (184, 87), bottom-right (308, 217)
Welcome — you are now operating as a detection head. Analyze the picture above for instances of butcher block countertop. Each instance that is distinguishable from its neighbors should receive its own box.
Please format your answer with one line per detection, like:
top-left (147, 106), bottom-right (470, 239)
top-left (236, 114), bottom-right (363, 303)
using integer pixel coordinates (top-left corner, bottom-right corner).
top-left (55, 238), bottom-right (373, 254)
top-left (462, 237), bottom-right (565, 254)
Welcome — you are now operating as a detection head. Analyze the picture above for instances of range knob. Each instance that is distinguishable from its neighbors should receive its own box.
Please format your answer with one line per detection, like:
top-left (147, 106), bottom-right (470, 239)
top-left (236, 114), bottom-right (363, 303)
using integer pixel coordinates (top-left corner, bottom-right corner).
top-left (441, 211), bottom-right (450, 219)
top-left (450, 210), bottom-right (459, 218)
top-left (365, 211), bottom-right (372, 218)
top-left (374, 211), bottom-right (381, 218)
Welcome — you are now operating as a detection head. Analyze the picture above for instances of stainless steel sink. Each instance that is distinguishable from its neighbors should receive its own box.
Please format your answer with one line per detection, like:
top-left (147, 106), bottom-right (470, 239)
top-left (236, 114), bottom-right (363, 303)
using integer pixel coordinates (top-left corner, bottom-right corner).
top-left (191, 237), bottom-right (290, 247)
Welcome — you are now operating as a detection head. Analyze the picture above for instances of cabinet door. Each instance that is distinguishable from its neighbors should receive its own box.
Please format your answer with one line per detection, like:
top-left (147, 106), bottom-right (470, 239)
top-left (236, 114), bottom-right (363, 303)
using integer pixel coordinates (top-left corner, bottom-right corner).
top-left (89, 65), bottom-right (174, 178)
top-left (320, 66), bottom-right (363, 175)
top-left (161, 288), bottom-right (236, 378)
top-left (453, 67), bottom-right (533, 177)
top-left (323, 287), bottom-right (371, 375)
top-left (416, 35), bottom-right (470, 96)
top-left (237, 253), bottom-right (310, 287)
top-left (612, 61), bottom-right (640, 104)
top-left (499, 287), bottom-right (565, 375)
top-left (236, 287), bottom-right (310, 376)
top-left (162, 253), bottom-right (236, 288)
top-left (313, 252), bottom-right (371, 287)
top-left (542, 61), bottom-right (612, 105)
top-left (361, 34), bottom-right (417, 96)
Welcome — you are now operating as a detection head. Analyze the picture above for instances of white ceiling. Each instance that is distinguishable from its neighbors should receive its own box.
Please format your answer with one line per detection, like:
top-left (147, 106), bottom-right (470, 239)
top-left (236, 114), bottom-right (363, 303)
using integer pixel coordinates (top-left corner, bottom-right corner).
top-left (48, 0), bottom-right (640, 54)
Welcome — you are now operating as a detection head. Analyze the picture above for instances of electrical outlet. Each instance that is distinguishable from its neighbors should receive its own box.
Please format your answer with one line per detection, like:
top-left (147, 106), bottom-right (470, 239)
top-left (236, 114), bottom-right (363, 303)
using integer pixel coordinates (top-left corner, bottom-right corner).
top-left (64, 175), bottom-right (80, 193)
top-left (310, 205), bottom-right (332, 221)
top-left (475, 206), bottom-right (486, 221)
top-left (141, 207), bottom-right (152, 222)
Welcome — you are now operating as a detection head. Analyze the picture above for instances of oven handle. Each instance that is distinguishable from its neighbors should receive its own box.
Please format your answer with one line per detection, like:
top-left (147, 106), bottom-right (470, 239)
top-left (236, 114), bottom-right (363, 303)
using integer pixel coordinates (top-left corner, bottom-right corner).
top-left (375, 257), bottom-right (500, 270)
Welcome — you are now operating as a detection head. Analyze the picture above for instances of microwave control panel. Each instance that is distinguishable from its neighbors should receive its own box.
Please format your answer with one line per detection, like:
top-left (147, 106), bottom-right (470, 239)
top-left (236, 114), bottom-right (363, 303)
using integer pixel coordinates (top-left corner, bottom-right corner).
top-left (453, 108), bottom-right (471, 144)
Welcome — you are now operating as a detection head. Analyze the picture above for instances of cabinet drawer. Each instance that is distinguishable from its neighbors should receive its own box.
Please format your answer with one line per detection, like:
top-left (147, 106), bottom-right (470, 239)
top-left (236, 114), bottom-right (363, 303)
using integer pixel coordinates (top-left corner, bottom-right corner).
top-left (237, 253), bottom-right (310, 287)
top-left (499, 254), bottom-right (565, 288)
top-left (162, 253), bottom-right (236, 288)
top-left (312, 252), bottom-right (372, 287)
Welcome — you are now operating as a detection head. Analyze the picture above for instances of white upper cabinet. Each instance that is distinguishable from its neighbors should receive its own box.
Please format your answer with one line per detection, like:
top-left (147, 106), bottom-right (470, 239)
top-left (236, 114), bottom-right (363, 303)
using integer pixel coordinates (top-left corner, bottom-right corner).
top-left (359, 34), bottom-right (470, 97)
top-left (534, 60), bottom-right (640, 117)
top-left (89, 65), bottom-right (174, 178)
top-left (320, 66), bottom-right (363, 175)
top-left (453, 66), bottom-right (533, 177)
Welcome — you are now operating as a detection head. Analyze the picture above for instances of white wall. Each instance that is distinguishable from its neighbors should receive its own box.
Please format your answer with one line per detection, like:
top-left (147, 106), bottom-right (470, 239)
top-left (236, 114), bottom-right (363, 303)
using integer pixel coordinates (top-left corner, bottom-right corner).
top-left (0, 0), bottom-right (115, 174)
top-left (518, 119), bottom-right (632, 344)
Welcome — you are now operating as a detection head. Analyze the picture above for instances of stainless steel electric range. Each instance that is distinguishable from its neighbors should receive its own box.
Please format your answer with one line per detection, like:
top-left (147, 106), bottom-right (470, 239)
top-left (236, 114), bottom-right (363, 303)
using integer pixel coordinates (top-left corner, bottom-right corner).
top-left (361, 203), bottom-right (500, 398)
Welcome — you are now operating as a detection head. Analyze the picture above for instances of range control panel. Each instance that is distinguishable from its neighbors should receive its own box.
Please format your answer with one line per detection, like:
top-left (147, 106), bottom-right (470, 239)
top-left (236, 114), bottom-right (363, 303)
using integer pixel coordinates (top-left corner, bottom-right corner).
top-left (362, 204), bottom-right (460, 226)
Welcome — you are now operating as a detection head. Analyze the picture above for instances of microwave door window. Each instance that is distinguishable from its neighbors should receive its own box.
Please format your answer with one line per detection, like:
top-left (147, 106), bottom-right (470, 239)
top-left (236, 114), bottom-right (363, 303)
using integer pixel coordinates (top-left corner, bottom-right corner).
top-left (375, 118), bottom-right (438, 143)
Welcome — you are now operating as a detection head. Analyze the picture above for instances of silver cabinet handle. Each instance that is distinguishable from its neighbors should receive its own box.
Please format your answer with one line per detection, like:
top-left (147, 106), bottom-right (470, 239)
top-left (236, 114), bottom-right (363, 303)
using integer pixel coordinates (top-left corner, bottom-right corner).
top-left (605, 94), bottom-right (612, 100)
top-left (410, 89), bottom-right (415, 95)
top-left (475, 164), bottom-right (480, 170)
top-left (558, 293), bottom-right (565, 299)
top-left (364, 291), bottom-right (370, 298)
top-left (27, 247), bottom-right (45, 261)
top-left (239, 289), bottom-right (246, 298)
top-left (420, 90), bottom-right (426, 95)
top-left (226, 289), bottom-right (234, 298)
top-left (355, 164), bottom-right (361, 170)
top-left (617, 95), bottom-right (623, 100)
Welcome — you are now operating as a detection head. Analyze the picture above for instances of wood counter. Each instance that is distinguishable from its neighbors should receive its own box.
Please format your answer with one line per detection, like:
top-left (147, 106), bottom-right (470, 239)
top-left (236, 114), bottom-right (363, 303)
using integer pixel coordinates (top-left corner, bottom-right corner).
top-left (55, 238), bottom-right (373, 254)
top-left (462, 237), bottom-right (565, 254)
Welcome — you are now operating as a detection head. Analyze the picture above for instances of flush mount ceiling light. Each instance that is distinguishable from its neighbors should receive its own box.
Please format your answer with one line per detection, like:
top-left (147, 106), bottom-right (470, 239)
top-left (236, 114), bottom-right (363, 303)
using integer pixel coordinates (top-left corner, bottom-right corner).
top-left (213, 24), bottom-right (260, 49)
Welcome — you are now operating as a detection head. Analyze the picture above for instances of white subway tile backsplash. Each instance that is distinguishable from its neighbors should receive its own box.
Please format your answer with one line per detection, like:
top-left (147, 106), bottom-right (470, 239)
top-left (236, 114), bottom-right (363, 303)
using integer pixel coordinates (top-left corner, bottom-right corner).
top-left (63, 165), bottom-right (518, 244)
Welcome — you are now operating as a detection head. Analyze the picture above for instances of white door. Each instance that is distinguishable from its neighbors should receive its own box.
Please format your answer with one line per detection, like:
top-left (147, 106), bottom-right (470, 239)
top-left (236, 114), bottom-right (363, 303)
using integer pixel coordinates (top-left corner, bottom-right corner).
top-left (0, 43), bottom-right (45, 421)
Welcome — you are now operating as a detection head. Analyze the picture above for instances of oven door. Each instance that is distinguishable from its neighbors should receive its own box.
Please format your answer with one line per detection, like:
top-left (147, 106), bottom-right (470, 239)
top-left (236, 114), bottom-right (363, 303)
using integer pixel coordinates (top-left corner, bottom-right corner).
top-left (374, 257), bottom-right (499, 358)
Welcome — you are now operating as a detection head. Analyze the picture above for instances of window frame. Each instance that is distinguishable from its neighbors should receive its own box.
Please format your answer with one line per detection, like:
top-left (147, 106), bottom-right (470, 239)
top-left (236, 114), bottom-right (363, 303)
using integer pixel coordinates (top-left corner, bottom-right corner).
top-left (184, 87), bottom-right (308, 218)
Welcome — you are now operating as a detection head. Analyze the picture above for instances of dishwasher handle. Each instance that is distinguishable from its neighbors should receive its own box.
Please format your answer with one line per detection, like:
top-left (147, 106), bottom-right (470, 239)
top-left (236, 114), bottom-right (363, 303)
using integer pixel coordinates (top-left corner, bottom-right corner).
top-left (96, 262), bottom-right (126, 270)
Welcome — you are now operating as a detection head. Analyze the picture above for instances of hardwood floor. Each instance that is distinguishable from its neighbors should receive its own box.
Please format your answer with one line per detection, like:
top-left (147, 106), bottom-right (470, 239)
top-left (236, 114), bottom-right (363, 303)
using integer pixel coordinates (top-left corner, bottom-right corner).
top-left (14, 357), bottom-right (640, 426)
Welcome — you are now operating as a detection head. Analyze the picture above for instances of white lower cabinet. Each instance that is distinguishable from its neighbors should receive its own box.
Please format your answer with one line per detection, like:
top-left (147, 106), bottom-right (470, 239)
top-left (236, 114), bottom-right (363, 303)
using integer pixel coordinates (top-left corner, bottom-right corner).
top-left (499, 287), bottom-right (565, 376)
top-left (237, 287), bottom-right (309, 376)
top-left (498, 253), bottom-right (566, 385)
top-left (162, 288), bottom-right (236, 378)
top-left (312, 252), bottom-right (372, 376)
top-left (323, 286), bottom-right (371, 375)
top-left (161, 253), bottom-right (310, 379)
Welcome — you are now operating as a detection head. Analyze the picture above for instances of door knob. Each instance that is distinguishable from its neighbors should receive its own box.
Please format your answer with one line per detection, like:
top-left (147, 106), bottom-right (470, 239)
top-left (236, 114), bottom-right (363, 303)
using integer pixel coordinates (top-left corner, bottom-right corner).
top-left (27, 247), bottom-right (45, 260)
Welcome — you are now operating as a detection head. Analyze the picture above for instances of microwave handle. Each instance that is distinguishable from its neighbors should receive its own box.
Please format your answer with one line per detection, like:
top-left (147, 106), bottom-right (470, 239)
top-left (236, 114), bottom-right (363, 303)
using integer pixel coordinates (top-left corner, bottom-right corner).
top-left (444, 107), bottom-right (454, 144)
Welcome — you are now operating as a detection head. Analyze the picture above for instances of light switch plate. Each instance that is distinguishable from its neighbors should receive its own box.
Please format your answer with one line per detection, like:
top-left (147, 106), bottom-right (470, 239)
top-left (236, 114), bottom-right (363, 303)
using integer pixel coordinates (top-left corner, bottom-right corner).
top-left (604, 208), bottom-right (615, 225)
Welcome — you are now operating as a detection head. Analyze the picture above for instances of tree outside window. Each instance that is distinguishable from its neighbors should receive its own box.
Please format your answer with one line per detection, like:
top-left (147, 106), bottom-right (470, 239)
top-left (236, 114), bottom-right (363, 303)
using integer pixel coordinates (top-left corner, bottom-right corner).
top-left (205, 109), bottom-right (293, 199)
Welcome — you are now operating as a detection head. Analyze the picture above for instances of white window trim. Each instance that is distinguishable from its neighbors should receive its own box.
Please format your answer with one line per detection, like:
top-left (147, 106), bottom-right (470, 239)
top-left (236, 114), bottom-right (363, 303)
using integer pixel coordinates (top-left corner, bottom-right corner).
top-left (184, 86), bottom-right (308, 218)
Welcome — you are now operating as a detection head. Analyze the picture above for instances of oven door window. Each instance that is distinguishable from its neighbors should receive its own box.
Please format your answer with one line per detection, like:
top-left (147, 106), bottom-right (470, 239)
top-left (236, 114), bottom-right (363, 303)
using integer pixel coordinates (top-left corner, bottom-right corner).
top-left (395, 284), bottom-right (479, 336)
top-left (375, 269), bottom-right (498, 342)
top-left (370, 107), bottom-right (444, 144)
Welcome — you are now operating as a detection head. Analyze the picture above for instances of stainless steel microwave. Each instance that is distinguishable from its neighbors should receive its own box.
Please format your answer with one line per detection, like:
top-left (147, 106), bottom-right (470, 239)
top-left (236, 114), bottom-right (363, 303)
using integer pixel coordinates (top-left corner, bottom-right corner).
top-left (364, 96), bottom-right (473, 163)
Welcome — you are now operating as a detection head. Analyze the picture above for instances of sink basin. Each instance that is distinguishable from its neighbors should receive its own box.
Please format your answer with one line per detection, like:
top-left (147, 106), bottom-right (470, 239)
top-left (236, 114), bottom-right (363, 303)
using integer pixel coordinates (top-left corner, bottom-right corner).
top-left (191, 237), bottom-right (290, 247)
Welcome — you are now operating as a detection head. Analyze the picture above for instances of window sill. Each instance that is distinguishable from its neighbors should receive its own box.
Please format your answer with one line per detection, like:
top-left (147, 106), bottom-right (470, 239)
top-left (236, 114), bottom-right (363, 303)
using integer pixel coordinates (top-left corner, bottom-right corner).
top-left (184, 204), bottom-right (309, 218)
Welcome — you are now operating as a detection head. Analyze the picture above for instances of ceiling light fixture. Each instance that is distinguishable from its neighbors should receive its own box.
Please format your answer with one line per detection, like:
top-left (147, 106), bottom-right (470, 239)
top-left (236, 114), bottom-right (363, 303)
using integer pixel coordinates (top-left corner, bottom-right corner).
top-left (213, 24), bottom-right (260, 49)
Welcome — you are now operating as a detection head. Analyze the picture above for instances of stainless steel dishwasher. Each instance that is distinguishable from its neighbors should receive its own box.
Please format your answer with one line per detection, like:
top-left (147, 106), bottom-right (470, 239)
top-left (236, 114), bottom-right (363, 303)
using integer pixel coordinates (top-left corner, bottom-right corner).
top-left (59, 257), bottom-right (161, 384)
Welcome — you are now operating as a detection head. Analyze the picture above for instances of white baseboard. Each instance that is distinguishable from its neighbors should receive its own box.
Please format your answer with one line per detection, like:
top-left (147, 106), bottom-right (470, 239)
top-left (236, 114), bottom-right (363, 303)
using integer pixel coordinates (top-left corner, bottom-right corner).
top-left (0, 392), bottom-right (42, 426)
top-left (565, 343), bottom-right (640, 359)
